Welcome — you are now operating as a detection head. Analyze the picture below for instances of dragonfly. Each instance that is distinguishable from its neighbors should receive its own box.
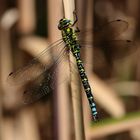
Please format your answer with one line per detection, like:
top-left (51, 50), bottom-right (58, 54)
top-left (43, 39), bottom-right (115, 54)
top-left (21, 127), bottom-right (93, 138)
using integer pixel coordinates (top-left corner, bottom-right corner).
top-left (7, 11), bottom-right (135, 121)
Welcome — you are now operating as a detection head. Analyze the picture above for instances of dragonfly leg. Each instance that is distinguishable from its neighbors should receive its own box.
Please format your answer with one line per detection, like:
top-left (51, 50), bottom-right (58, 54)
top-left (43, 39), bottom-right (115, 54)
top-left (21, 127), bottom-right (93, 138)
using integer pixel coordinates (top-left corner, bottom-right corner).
top-left (75, 27), bottom-right (80, 33)
top-left (72, 10), bottom-right (78, 26)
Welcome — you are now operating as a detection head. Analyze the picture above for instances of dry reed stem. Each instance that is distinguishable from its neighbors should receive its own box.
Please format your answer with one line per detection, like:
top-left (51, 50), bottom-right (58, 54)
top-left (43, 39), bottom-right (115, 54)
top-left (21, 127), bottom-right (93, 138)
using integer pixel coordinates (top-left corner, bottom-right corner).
top-left (19, 36), bottom-right (52, 64)
top-left (1, 118), bottom-right (15, 140)
top-left (130, 126), bottom-right (140, 140)
top-left (0, 29), bottom-right (17, 108)
top-left (90, 73), bottom-right (125, 118)
top-left (47, 0), bottom-right (72, 140)
top-left (63, 0), bottom-right (86, 140)
top-left (18, 109), bottom-right (40, 140)
top-left (87, 116), bottom-right (140, 139)
top-left (112, 81), bottom-right (140, 96)
top-left (0, 10), bottom-right (18, 140)
top-left (17, 0), bottom-right (36, 33)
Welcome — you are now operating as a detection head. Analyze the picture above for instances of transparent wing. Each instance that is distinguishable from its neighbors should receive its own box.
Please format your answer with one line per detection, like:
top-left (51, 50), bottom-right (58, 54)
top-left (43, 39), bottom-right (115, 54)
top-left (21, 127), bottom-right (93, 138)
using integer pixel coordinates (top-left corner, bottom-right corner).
top-left (7, 39), bottom-right (64, 85)
top-left (97, 40), bottom-right (136, 59)
top-left (22, 46), bottom-right (69, 104)
top-left (77, 19), bottom-right (137, 60)
top-left (7, 38), bottom-right (72, 104)
top-left (80, 40), bottom-right (136, 60)
top-left (94, 19), bottom-right (128, 41)
top-left (77, 19), bottom-right (129, 41)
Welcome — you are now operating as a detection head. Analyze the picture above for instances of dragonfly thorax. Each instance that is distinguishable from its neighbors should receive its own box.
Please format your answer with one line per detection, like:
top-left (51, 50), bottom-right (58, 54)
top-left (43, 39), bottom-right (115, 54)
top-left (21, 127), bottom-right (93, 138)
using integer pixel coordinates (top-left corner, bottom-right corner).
top-left (60, 24), bottom-right (80, 58)
top-left (62, 28), bottom-right (78, 45)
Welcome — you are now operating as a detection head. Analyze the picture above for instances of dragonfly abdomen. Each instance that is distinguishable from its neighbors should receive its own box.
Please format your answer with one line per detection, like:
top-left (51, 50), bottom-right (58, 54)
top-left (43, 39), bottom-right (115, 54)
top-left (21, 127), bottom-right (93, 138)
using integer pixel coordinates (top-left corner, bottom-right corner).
top-left (76, 57), bottom-right (98, 121)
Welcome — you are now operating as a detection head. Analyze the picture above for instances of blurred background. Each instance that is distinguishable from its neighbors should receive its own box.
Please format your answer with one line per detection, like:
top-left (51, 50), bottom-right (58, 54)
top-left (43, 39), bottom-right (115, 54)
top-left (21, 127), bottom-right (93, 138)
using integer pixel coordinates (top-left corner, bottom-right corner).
top-left (0, 0), bottom-right (140, 140)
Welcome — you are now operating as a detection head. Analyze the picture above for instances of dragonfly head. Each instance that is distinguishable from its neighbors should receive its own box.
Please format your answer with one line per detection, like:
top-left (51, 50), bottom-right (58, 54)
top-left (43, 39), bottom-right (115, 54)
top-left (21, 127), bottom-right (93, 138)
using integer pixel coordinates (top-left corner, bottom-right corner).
top-left (58, 18), bottom-right (72, 30)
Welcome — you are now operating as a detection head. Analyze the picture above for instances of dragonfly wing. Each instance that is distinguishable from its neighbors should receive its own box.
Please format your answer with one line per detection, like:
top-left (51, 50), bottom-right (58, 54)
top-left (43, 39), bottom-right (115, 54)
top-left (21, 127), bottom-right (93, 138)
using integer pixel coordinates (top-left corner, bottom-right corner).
top-left (23, 68), bottom-right (54, 104)
top-left (77, 19), bottom-right (136, 60)
top-left (7, 39), bottom-right (64, 85)
top-left (77, 19), bottom-right (129, 42)
top-left (8, 60), bottom-right (46, 85)
top-left (94, 19), bottom-right (128, 41)
top-left (68, 40), bottom-right (136, 75)
top-left (22, 46), bottom-right (69, 104)
top-left (98, 40), bottom-right (136, 59)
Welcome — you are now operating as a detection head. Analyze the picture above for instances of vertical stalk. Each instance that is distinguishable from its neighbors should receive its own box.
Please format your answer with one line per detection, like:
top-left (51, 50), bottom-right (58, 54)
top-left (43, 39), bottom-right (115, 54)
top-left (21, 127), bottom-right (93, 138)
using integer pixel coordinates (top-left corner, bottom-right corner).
top-left (62, 0), bottom-right (86, 140)
top-left (17, 0), bottom-right (36, 34)
top-left (48, 0), bottom-right (72, 140)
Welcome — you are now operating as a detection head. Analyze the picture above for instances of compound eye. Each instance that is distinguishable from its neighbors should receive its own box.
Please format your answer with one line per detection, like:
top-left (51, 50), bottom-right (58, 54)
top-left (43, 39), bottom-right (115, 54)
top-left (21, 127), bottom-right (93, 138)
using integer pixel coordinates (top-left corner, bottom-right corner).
top-left (65, 20), bottom-right (70, 23)
top-left (64, 21), bottom-right (68, 25)
top-left (60, 19), bottom-right (63, 22)
top-left (65, 20), bottom-right (71, 26)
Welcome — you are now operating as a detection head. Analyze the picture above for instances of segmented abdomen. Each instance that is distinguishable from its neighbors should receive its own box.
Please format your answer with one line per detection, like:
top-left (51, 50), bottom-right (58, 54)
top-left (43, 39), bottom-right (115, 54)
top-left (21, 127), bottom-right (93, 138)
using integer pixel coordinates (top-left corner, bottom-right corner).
top-left (63, 27), bottom-right (98, 121)
top-left (75, 53), bottom-right (98, 121)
